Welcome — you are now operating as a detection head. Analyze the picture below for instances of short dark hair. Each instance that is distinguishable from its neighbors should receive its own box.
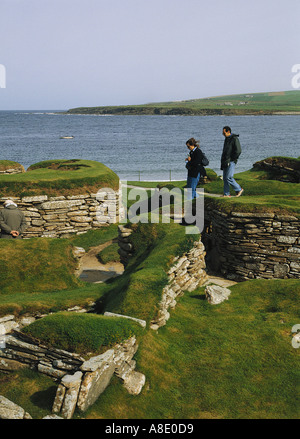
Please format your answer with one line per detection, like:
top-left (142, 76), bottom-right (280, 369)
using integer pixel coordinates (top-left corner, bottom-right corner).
top-left (223, 126), bottom-right (231, 133)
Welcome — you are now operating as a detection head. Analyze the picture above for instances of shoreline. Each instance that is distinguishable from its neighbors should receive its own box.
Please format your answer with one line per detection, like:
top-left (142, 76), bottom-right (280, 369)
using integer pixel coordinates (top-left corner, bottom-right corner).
top-left (64, 110), bottom-right (300, 116)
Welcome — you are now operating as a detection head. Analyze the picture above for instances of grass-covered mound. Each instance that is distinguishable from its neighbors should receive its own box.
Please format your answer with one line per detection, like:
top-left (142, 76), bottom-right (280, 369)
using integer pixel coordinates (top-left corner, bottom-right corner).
top-left (0, 160), bottom-right (25, 172)
top-left (0, 159), bottom-right (119, 197)
top-left (0, 227), bottom-right (119, 317)
top-left (22, 312), bottom-right (143, 355)
top-left (253, 156), bottom-right (300, 183)
top-left (203, 157), bottom-right (300, 216)
top-left (0, 238), bottom-right (81, 295)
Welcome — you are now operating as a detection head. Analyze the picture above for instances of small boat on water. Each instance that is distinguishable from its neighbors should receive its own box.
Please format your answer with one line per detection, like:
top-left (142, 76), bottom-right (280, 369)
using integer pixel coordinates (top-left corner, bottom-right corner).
top-left (60, 136), bottom-right (74, 139)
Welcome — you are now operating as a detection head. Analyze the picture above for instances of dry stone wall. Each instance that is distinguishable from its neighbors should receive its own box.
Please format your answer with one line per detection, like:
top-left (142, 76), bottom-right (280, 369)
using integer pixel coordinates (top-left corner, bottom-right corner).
top-left (0, 329), bottom-right (143, 419)
top-left (52, 336), bottom-right (143, 419)
top-left (0, 190), bottom-right (123, 238)
top-left (203, 208), bottom-right (300, 281)
top-left (150, 240), bottom-right (208, 329)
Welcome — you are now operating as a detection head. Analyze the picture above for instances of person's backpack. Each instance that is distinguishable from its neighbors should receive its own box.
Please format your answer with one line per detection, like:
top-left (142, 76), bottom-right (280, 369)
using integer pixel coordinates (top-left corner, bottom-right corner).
top-left (201, 152), bottom-right (209, 167)
top-left (233, 136), bottom-right (242, 160)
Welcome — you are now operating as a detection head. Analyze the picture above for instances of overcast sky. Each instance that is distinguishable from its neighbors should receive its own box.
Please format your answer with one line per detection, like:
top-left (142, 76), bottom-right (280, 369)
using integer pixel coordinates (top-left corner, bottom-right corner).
top-left (0, 0), bottom-right (299, 110)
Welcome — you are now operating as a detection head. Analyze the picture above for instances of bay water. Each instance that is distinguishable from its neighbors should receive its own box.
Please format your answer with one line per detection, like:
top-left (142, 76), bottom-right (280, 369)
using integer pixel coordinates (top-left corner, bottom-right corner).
top-left (0, 111), bottom-right (299, 181)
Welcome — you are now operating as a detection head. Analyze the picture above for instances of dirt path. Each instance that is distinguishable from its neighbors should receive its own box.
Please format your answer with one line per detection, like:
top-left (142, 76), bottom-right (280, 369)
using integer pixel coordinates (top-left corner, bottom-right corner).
top-left (78, 240), bottom-right (124, 283)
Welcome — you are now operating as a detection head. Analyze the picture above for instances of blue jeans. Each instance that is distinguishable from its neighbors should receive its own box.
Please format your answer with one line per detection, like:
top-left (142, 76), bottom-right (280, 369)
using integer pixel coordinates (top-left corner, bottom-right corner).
top-left (223, 162), bottom-right (241, 196)
top-left (187, 173), bottom-right (200, 199)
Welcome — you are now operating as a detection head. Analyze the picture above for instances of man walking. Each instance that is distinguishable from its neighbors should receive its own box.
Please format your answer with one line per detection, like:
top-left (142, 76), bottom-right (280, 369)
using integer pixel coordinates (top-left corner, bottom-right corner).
top-left (0, 199), bottom-right (27, 238)
top-left (221, 126), bottom-right (244, 197)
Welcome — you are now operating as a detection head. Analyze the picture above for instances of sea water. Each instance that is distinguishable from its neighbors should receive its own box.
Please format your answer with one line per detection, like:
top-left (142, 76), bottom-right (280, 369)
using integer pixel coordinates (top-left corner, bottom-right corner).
top-left (0, 111), bottom-right (299, 181)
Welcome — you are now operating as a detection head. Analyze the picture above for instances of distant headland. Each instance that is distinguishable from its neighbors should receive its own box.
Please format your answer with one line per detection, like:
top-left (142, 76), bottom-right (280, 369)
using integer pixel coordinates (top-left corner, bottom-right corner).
top-left (65, 90), bottom-right (300, 116)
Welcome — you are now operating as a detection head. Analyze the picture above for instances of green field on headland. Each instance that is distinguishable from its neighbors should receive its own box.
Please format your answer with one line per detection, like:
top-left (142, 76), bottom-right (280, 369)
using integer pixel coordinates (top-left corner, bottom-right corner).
top-left (66, 90), bottom-right (300, 116)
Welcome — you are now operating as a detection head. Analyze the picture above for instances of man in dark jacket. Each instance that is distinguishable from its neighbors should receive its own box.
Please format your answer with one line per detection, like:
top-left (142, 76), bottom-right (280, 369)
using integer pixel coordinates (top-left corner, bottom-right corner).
top-left (0, 199), bottom-right (27, 238)
top-left (221, 126), bottom-right (244, 197)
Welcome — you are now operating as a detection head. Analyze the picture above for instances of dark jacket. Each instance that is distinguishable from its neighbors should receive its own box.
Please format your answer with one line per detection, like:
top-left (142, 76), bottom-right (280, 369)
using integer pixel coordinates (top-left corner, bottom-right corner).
top-left (186, 147), bottom-right (204, 178)
top-left (0, 205), bottom-right (27, 239)
top-left (221, 134), bottom-right (241, 170)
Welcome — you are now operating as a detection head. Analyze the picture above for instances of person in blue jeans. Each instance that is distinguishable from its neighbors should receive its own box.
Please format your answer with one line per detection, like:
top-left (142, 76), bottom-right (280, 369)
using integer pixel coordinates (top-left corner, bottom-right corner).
top-left (185, 138), bottom-right (203, 199)
top-left (221, 126), bottom-right (244, 197)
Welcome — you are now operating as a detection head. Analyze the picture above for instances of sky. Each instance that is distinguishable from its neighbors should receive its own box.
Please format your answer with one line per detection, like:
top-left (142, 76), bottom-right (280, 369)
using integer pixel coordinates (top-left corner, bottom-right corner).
top-left (0, 0), bottom-right (299, 110)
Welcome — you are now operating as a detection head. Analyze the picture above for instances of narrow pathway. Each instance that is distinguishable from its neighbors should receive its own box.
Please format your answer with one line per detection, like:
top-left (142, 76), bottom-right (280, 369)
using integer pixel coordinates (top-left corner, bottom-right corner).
top-left (77, 240), bottom-right (124, 283)
top-left (125, 183), bottom-right (223, 198)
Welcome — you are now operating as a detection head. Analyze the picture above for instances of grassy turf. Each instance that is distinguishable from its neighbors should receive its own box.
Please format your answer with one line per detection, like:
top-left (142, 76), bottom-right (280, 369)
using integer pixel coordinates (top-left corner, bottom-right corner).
top-left (0, 238), bottom-right (81, 295)
top-left (97, 242), bottom-right (120, 264)
top-left (22, 312), bottom-right (144, 355)
top-left (2, 279), bottom-right (298, 419)
top-left (0, 159), bottom-right (119, 197)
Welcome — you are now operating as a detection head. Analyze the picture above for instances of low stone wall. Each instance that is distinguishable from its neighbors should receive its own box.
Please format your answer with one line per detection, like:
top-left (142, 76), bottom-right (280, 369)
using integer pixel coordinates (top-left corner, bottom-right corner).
top-left (0, 189), bottom-right (123, 238)
top-left (0, 332), bottom-right (84, 378)
top-left (0, 165), bottom-right (25, 175)
top-left (52, 336), bottom-right (144, 419)
top-left (150, 240), bottom-right (208, 329)
top-left (118, 225), bottom-right (134, 265)
top-left (0, 329), bottom-right (144, 419)
top-left (203, 208), bottom-right (300, 281)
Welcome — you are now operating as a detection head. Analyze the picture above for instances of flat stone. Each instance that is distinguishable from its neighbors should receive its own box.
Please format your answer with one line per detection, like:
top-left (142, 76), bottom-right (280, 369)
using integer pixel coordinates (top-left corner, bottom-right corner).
top-left (0, 315), bottom-right (15, 324)
top-left (231, 212), bottom-right (275, 218)
top-left (0, 321), bottom-right (18, 335)
top-left (277, 236), bottom-right (297, 244)
top-left (205, 285), bottom-right (231, 305)
top-left (72, 246), bottom-right (86, 258)
top-left (61, 371), bottom-right (83, 388)
top-left (43, 414), bottom-right (64, 419)
top-left (41, 199), bottom-right (84, 210)
top-left (80, 350), bottom-right (114, 372)
top-left (22, 195), bottom-right (48, 203)
top-left (77, 362), bottom-right (115, 412)
top-left (104, 312), bottom-right (146, 328)
top-left (37, 363), bottom-right (66, 379)
top-left (274, 264), bottom-right (290, 278)
top-left (52, 384), bottom-right (66, 414)
top-left (0, 396), bottom-right (32, 419)
top-left (0, 357), bottom-right (28, 372)
top-left (123, 371), bottom-right (146, 395)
